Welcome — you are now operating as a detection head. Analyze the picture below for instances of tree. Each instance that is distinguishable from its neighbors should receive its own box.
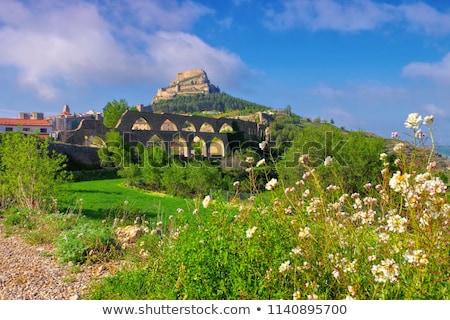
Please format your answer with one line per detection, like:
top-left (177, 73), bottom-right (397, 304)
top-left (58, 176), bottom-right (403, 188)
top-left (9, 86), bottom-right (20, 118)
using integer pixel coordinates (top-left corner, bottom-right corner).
top-left (103, 99), bottom-right (130, 128)
top-left (0, 132), bottom-right (69, 210)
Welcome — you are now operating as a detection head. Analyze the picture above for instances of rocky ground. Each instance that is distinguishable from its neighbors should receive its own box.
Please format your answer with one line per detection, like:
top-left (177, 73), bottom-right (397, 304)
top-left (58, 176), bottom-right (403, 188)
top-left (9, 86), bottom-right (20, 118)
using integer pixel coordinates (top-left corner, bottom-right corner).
top-left (0, 224), bottom-right (122, 300)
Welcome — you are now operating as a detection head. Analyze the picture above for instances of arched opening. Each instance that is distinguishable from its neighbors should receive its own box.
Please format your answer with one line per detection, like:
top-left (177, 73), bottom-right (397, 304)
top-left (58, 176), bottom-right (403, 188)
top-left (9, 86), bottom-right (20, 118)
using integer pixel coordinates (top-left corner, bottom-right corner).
top-left (132, 117), bottom-right (151, 130)
top-left (209, 136), bottom-right (225, 157)
top-left (199, 122), bottom-right (214, 133)
top-left (147, 135), bottom-right (164, 147)
top-left (219, 122), bottom-right (234, 133)
top-left (171, 134), bottom-right (188, 157)
top-left (191, 135), bottom-right (207, 157)
top-left (160, 119), bottom-right (178, 131)
top-left (182, 120), bottom-right (196, 132)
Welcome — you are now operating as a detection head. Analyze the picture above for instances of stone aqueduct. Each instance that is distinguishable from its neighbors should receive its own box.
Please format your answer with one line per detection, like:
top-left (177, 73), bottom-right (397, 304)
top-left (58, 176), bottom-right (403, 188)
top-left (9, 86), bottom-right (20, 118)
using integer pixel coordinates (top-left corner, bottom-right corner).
top-left (57, 110), bottom-right (267, 158)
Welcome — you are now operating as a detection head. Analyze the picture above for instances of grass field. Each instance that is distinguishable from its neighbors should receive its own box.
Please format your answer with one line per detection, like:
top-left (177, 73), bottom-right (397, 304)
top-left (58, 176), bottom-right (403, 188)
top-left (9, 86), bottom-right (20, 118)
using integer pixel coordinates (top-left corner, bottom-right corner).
top-left (57, 178), bottom-right (196, 222)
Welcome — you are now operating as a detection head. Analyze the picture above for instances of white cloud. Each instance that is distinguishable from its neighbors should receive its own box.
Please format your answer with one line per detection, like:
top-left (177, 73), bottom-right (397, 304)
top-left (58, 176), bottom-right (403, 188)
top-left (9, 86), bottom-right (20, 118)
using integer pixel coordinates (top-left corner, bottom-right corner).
top-left (422, 103), bottom-right (447, 117)
top-left (146, 31), bottom-right (252, 89)
top-left (0, 1), bottom-right (251, 100)
top-left (122, 0), bottom-right (213, 31)
top-left (264, 0), bottom-right (395, 32)
top-left (399, 2), bottom-right (450, 36)
top-left (311, 84), bottom-right (344, 99)
top-left (264, 0), bottom-right (450, 36)
top-left (402, 52), bottom-right (450, 83)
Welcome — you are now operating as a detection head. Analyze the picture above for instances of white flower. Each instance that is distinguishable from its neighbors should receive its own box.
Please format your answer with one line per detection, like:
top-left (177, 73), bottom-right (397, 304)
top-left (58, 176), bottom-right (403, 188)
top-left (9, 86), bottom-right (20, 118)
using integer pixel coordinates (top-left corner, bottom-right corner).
top-left (299, 154), bottom-right (309, 165)
top-left (423, 115), bottom-right (434, 125)
top-left (259, 141), bottom-right (268, 150)
top-left (371, 259), bottom-right (399, 283)
top-left (404, 113), bottom-right (422, 129)
top-left (324, 156), bottom-right (333, 166)
top-left (298, 226), bottom-right (311, 239)
top-left (233, 181), bottom-right (240, 188)
top-left (404, 249), bottom-right (429, 267)
top-left (265, 178), bottom-right (279, 190)
top-left (245, 157), bottom-right (254, 164)
top-left (246, 226), bottom-right (257, 238)
top-left (293, 291), bottom-right (302, 300)
top-left (278, 260), bottom-right (291, 273)
top-left (379, 153), bottom-right (387, 161)
top-left (387, 214), bottom-right (408, 233)
top-left (389, 171), bottom-right (410, 193)
top-left (256, 158), bottom-right (266, 167)
top-left (202, 195), bottom-right (211, 209)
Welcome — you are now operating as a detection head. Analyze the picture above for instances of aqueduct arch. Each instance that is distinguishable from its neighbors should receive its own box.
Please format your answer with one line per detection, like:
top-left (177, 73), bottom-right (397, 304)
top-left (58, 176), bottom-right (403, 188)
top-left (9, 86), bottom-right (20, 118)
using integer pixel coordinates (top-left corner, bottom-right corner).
top-left (57, 110), bottom-right (267, 158)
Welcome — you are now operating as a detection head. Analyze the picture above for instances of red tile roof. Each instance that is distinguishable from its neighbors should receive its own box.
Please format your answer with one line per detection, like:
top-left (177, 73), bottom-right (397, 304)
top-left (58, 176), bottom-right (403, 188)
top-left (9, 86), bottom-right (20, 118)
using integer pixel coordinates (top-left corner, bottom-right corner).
top-left (0, 118), bottom-right (52, 127)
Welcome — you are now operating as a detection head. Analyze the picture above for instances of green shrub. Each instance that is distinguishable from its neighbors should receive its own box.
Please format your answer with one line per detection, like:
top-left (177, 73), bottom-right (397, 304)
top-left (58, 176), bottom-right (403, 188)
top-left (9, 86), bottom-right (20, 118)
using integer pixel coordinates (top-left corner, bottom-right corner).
top-left (56, 223), bottom-right (116, 264)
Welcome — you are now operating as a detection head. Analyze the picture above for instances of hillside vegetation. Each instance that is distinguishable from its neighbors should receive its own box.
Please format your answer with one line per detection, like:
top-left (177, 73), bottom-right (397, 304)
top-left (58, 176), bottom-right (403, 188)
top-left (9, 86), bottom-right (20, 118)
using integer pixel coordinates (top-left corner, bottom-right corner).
top-left (151, 92), bottom-right (270, 114)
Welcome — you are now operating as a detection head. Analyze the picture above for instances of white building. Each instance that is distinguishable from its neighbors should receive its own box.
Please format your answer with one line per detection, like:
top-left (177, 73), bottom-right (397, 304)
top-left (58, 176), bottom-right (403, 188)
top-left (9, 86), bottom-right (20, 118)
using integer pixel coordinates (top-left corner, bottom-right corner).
top-left (0, 118), bottom-right (53, 136)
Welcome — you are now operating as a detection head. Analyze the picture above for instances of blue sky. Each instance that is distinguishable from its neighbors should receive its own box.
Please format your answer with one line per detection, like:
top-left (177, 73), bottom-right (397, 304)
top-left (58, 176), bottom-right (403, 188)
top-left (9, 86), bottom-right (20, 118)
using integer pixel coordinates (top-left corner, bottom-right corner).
top-left (0, 0), bottom-right (449, 145)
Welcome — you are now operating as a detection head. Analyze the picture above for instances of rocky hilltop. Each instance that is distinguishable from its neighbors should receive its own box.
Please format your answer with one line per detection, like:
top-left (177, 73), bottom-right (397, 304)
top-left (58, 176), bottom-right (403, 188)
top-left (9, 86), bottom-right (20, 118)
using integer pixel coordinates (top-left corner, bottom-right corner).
top-left (152, 69), bottom-right (220, 103)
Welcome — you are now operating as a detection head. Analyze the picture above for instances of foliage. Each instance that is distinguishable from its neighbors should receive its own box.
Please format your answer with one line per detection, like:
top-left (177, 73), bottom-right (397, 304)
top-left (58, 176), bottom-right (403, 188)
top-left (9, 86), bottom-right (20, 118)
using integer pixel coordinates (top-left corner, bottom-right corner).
top-left (88, 112), bottom-right (449, 300)
top-left (55, 222), bottom-right (116, 264)
top-left (103, 99), bottom-right (130, 128)
top-left (0, 132), bottom-right (69, 210)
top-left (97, 131), bottom-right (128, 168)
top-left (151, 92), bottom-right (270, 114)
top-left (276, 124), bottom-right (386, 193)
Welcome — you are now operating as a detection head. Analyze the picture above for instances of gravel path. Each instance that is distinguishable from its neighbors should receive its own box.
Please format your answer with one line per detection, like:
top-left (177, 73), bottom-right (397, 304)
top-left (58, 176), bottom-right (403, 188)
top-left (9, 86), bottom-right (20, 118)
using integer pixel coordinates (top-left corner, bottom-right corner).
top-left (0, 224), bottom-right (121, 300)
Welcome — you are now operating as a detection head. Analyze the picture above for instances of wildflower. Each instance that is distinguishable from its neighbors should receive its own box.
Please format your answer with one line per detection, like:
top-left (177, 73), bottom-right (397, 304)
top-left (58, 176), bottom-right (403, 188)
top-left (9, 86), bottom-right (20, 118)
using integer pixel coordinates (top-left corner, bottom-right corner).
top-left (246, 226), bottom-right (257, 238)
top-left (293, 291), bottom-right (302, 300)
top-left (256, 158), bottom-right (266, 167)
top-left (290, 247), bottom-right (303, 256)
top-left (415, 129), bottom-right (425, 139)
top-left (245, 167), bottom-right (252, 173)
top-left (303, 189), bottom-right (311, 198)
top-left (368, 255), bottom-right (376, 262)
top-left (259, 141), bottom-right (268, 150)
top-left (285, 187), bottom-right (295, 194)
top-left (233, 181), bottom-right (240, 188)
top-left (423, 115), bottom-right (434, 125)
top-left (364, 183), bottom-right (372, 190)
top-left (387, 214), bottom-right (408, 233)
top-left (404, 113), bottom-right (422, 129)
top-left (202, 195), bottom-right (211, 209)
top-left (245, 156), bottom-right (254, 164)
top-left (371, 259), bottom-right (399, 283)
top-left (379, 153), bottom-right (388, 161)
top-left (348, 286), bottom-right (356, 296)
top-left (298, 226), bottom-right (311, 239)
top-left (404, 249), bottom-right (429, 267)
top-left (299, 154), bottom-right (310, 165)
top-left (427, 161), bottom-right (436, 171)
top-left (177, 208), bottom-right (184, 214)
top-left (389, 171), bottom-right (410, 193)
top-left (393, 142), bottom-right (405, 153)
top-left (377, 232), bottom-right (390, 244)
top-left (279, 260), bottom-right (291, 273)
top-left (324, 156), bottom-right (333, 166)
top-left (332, 269), bottom-right (340, 278)
top-left (391, 131), bottom-right (399, 139)
top-left (307, 294), bottom-right (318, 300)
top-left (265, 178), bottom-right (279, 190)
top-left (124, 200), bottom-right (129, 206)
top-left (193, 208), bottom-right (199, 215)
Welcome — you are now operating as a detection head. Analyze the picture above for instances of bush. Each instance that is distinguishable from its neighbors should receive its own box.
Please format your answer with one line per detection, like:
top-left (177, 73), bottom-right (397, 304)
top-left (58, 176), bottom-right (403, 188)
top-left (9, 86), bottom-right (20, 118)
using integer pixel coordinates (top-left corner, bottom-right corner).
top-left (56, 223), bottom-right (116, 264)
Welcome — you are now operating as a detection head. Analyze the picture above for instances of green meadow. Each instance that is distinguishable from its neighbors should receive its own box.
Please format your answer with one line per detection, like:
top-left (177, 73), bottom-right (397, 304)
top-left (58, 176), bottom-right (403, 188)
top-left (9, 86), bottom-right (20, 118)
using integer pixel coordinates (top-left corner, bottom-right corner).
top-left (58, 178), bottom-right (195, 221)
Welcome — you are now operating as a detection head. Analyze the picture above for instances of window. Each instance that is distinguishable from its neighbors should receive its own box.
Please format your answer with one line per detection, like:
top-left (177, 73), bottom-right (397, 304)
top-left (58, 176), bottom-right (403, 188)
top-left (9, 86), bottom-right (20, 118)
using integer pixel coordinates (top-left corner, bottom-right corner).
top-left (23, 127), bottom-right (31, 132)
top-left (5, 127), bottom-right (13, 132)
top-left (40, 128), bottom-right (47, 133)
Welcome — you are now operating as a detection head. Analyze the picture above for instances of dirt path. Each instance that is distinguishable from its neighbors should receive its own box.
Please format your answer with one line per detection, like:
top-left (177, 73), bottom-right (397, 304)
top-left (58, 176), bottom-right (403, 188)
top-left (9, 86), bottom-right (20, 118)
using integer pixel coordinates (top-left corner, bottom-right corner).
top-left (0, 224), bottom-right (117, 300)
